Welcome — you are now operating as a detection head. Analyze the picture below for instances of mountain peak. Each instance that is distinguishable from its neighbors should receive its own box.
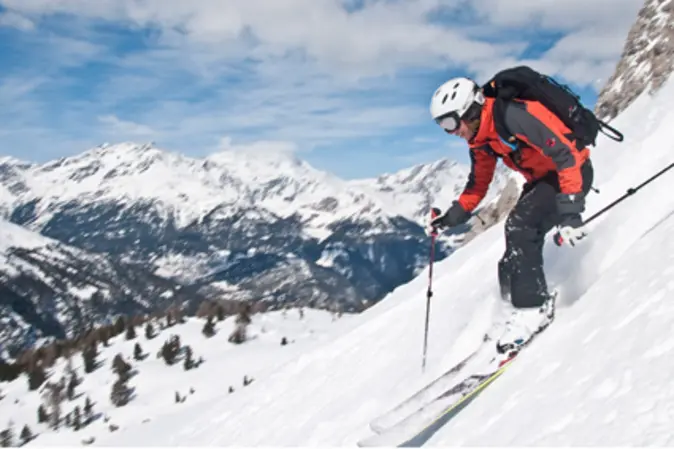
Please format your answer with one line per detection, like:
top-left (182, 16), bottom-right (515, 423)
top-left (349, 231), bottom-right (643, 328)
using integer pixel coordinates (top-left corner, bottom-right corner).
top-left (84, 141), bottom-right (168, 162)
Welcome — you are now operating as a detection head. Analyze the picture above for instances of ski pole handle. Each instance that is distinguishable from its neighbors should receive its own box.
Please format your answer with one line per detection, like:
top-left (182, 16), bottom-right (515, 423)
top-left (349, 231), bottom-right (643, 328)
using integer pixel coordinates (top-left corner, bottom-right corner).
top-left (429, 207), bottom-right (441, 237)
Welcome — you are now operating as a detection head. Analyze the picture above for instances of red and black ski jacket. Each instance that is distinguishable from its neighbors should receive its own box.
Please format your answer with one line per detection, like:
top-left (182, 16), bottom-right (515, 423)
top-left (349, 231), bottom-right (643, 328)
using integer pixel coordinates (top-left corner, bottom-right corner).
top-left (458, 97), bottom-right (591, 212)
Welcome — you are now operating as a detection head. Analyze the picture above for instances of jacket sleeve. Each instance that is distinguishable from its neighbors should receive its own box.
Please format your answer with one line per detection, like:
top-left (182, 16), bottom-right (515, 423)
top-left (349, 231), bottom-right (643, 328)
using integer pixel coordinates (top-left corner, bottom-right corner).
top-left (503, 101), bottom-right (585, 194)
top-left (458, 146), bottom-right (497, 212)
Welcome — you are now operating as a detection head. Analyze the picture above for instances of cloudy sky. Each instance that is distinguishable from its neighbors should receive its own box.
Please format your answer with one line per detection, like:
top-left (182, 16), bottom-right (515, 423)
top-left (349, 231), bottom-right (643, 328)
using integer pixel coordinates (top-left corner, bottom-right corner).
top-left (0, 0), bottom-right (643, 179)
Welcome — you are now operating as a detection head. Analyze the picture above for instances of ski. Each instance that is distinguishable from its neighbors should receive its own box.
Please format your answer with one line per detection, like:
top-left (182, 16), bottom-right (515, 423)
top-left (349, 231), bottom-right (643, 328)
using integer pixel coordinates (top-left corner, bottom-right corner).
top-left (368, 341), bottom-right (485, 434)
top-left (359, 294), bottom-right (557, 447)
top-left (357, 359), bottom-right (514, 447)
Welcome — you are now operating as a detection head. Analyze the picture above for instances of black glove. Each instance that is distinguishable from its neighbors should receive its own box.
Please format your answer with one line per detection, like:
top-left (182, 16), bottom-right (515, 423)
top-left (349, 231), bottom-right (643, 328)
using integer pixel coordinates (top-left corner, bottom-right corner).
top-left (426, 201), bottom-right (470, 235)
top-left (556, 192), bottom-right (585, 216)
top-left (554, 193), bottom-right (586, 246)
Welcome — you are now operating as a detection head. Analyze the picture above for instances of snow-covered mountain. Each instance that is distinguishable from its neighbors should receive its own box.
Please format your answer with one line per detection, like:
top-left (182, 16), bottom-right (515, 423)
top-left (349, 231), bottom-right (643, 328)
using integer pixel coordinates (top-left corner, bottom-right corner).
top-left (0, 218), bottom-right (207, 355)
top-left (351, 158), bottom-right (510, 224)
top-left (0, 143), bottom-right (508, 318)
top-left (6, 143), bottom-right (398, 238)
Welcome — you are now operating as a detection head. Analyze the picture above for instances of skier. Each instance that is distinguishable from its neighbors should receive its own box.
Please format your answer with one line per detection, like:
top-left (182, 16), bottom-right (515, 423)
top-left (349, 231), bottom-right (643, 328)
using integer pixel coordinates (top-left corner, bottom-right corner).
top-left (426, 75), bottom-right (594, 352)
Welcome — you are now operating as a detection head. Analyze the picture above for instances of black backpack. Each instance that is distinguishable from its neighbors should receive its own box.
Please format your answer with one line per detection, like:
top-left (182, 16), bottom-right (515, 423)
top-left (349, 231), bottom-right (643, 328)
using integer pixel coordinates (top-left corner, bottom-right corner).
top-left (482, 66), bottom-right (624, 149)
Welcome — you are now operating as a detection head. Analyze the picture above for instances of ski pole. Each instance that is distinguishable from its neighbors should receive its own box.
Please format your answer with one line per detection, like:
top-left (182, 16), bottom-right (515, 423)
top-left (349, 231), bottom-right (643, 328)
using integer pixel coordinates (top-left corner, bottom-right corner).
top-left (554, 160), bottom-right (674, 246)
top-left (422, 208), bottom-right (441, 372)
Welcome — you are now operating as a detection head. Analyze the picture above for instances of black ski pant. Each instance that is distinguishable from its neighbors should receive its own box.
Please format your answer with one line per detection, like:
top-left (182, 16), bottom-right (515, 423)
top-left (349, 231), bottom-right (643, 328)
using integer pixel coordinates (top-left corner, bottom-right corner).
top-left (498, 159), bottom-right (594, 309)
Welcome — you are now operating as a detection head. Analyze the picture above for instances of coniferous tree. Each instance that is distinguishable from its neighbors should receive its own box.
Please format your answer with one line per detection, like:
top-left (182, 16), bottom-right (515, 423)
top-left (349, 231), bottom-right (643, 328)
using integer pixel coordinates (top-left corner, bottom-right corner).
top-left (125, 323), bottom-right (136, 340)
top-left (0, 426), bottom-right (13, 448)
top-left (113, 316), bottom-right (126, 337)
top-left (0, 361), bottom-right (20, 383)
top-left (99, 326), bottom-right (111, 347)
top-left (160, 335), bottom-right (180, 366)
top-left (112, 354), bottom-right (131, 379)
top-left (45, 380), bottom-right (65, 429)
top-left (175, 307), bottom-right (186, 324)
top-left (183, 346), bottom-right (194, 371)
top-left (144, 322), bottom-right (155, 340)
top-left (110, 376), bottom-right (131, 407)
top-left (20, 425), bottom-right (33, 445)
top-left (228, 302), bottom-right (252, 344)
top-left (73, 406), bottom-right (82, 431)
top-left (202, 316), bottom-right (215, 338)
top-left (67, 373), bottom-right (77, 401)
top-left (215, 303), bottom-right (226, 321)
top-left (82, 343), bottom-right (98, 374)
top-left (37, 404), bottom-right (48, 423)
top-left (83, 397), bottom-right (93, 425)
top-left (133, 342), bottom-right (144, 361)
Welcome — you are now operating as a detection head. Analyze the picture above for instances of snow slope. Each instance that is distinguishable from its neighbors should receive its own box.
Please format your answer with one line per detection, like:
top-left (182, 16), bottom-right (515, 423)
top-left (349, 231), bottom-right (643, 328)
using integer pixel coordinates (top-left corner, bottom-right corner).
top-left (45, 65), bottom-right (674, 446)
top-left (0, 309), bottom-right (358, 446)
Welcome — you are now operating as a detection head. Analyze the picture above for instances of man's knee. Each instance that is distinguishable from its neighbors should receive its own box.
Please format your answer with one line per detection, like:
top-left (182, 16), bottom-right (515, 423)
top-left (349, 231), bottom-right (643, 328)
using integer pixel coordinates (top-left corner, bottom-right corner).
top-left (505, 213), bottom-right (539, 247)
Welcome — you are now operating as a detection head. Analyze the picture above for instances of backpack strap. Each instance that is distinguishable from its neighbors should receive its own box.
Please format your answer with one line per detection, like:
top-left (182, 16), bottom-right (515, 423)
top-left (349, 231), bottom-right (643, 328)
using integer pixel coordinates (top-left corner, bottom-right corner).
top-left (491, 98), bottom-right (518, 146)
top-left (482, 78), bottom-right (521, 146)
top-left (597, 119), bottom-right (624, 142)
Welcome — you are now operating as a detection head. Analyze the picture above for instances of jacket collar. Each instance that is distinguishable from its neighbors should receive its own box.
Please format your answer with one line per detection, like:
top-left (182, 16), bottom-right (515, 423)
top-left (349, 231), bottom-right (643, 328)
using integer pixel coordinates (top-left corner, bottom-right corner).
top-left (469, 97), bottom-right (496, 147)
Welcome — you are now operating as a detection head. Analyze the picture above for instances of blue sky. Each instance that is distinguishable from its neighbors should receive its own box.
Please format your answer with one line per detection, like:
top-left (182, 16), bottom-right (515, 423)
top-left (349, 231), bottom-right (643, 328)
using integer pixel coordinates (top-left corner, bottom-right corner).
top-left (0, 0), bottom-right (644, 179)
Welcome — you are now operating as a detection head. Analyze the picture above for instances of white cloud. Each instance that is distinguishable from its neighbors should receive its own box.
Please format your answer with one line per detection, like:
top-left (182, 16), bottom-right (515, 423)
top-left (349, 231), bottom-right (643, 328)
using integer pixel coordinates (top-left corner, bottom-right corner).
top-left (216, 136), bottom-right (299, 155)
top-left (0, 11), bottom-right (34, 30)
top-left (0, 0), bottom-right (645, 86)
top-left (0, 0), bottom-right (649, 176)
top-left (0, 0), bottom-right (519, 77)
top-left (0, 76), bottom-right (45, 102)
top-left (469, 0), bottom-right (642, 31)
top-left (98, 114), bottom-right (155, 136)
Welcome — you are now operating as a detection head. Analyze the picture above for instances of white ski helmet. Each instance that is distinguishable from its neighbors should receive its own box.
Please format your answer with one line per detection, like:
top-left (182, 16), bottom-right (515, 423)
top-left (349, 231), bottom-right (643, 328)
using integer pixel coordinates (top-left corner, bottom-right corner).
top-left (430, 77), bottom-right (485, 133)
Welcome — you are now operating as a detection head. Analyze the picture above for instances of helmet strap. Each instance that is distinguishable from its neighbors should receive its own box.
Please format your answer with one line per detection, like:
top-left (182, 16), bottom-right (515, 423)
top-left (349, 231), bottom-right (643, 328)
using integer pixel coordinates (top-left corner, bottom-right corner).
top-left (461, 101), bottom-right (482, 123)
top-left (461, 101), bottom-right (483, 140)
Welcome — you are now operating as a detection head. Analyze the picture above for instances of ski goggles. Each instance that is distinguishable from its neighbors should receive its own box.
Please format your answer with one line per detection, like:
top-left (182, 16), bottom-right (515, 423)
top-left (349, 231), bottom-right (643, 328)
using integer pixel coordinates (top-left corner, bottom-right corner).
top-left (434, 111), bottom-right (461, 133)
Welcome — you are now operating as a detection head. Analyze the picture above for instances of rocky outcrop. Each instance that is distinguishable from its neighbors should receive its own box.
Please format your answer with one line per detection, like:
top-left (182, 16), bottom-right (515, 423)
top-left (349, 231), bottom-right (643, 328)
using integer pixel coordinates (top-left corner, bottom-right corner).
top-left (595, 0), bottom-right (674, 120)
